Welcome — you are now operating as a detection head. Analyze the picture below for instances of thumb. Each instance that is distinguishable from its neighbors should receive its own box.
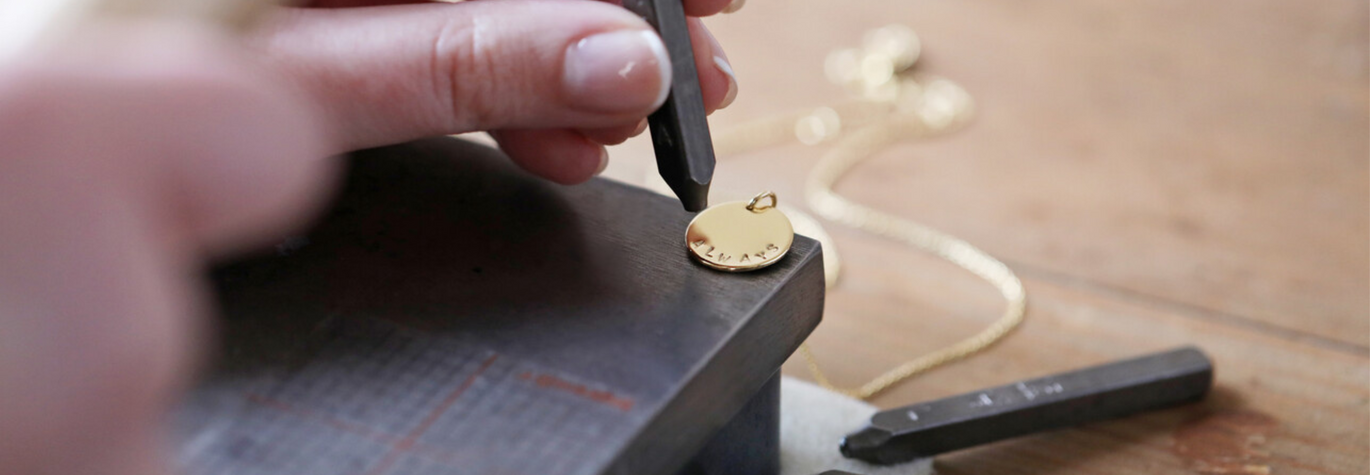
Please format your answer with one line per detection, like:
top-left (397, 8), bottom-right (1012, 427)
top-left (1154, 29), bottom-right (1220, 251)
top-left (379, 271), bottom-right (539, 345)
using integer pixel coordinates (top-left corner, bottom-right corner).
top-left (256, 0), bottom-right (672, 152)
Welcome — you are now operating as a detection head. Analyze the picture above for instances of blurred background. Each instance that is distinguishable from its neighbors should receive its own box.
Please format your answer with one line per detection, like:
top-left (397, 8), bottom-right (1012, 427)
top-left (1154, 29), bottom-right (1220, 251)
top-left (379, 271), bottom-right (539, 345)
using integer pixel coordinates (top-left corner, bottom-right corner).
top-left (605, 1), bottom-right (1367, 474)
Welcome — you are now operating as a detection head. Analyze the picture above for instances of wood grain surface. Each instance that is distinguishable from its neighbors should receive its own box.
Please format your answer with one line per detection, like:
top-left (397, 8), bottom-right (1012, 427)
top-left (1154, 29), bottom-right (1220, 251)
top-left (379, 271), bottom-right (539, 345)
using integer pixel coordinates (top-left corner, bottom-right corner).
top-left (602, 0), bottom-right (1369, 473)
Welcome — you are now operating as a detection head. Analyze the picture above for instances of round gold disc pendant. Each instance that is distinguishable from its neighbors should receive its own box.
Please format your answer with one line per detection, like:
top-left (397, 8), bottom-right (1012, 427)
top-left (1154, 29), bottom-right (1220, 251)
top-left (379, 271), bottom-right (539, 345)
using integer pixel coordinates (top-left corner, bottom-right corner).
top-left (686, 191), bottom-right (795, 272)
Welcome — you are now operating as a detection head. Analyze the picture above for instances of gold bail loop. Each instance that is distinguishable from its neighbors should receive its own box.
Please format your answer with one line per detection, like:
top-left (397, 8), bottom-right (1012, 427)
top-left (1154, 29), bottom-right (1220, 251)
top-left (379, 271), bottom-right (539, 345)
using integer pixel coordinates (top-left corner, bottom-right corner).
top-left (746, 191), bottom-right (778, 212)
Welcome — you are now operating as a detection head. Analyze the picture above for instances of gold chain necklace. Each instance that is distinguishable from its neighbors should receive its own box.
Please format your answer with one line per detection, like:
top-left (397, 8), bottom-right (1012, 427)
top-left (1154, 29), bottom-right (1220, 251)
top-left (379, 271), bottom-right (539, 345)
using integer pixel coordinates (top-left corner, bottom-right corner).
top-left (707, 26), bottom-right (1027, 400)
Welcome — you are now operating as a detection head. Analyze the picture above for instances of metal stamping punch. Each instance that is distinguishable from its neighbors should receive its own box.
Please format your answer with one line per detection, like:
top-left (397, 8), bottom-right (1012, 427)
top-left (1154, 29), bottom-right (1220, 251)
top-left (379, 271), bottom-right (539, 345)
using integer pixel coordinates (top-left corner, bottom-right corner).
top-left (841, 347), bottom-right (1214, 465)
top-left (621, 0), bottom-right (717, 212)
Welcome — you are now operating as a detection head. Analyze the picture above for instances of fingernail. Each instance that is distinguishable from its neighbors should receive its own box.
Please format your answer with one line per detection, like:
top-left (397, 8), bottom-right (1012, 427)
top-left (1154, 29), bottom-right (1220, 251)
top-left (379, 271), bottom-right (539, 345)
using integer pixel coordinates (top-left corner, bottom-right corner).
top-left (594, 147), bottom-right (610, 176)
top-left (632, 118), bottom-right (648, 136)
top-left (699, 26), bottom-right (738, 111)
top-left (564, 30), bottom-right (672, 114)
top-left (723, 0), bottom-right (746, 14)
top-left (714, 56), bottom-right (738, 109)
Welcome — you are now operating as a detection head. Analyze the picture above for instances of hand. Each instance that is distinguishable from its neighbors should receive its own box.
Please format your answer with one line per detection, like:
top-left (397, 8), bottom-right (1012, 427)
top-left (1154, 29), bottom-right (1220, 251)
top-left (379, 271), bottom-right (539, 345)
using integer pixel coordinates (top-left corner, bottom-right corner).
top-left (270, 0), bottom-right (739, 184)
top-left (0, 1), bottom-right (740, 474)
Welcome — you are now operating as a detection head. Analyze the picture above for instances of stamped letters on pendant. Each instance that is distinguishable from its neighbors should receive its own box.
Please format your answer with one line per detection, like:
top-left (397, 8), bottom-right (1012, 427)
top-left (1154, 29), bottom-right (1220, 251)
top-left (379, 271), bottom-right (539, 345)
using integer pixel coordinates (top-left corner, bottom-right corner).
top-left (691, 240), bottom-right (781, 265)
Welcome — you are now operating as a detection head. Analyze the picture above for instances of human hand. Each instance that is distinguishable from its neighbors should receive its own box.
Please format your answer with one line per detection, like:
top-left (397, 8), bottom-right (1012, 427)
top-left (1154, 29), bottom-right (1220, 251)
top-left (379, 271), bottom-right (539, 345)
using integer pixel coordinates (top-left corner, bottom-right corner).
top-left (0, 1), bottom-right (740, 474)
top-left (267, 0), bottom-right (740, 184)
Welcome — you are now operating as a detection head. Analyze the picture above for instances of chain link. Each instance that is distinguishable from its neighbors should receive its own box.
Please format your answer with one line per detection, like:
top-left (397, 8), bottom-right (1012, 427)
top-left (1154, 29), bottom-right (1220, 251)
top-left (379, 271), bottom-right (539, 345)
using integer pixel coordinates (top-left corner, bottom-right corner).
top-left (710, 27), bottom-right (1027, 400)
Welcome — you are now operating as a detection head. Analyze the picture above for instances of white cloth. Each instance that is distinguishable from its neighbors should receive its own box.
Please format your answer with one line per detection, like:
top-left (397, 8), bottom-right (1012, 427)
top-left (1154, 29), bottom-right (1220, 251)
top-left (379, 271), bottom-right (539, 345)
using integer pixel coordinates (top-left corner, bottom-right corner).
top-left (780, 377), bottom-right (933, 475)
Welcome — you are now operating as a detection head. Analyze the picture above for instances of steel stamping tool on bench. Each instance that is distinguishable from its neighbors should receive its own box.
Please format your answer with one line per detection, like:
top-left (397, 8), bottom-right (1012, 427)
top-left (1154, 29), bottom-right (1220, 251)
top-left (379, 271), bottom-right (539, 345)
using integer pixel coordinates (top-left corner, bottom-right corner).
top-left (840, 347), bottom-right (1214, 465)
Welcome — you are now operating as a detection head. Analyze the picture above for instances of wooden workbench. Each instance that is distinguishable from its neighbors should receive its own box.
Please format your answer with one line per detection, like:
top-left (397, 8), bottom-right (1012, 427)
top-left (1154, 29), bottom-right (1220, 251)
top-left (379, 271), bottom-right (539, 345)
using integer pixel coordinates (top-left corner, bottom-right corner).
top-left (604, 1), bottom-right (1369, 473)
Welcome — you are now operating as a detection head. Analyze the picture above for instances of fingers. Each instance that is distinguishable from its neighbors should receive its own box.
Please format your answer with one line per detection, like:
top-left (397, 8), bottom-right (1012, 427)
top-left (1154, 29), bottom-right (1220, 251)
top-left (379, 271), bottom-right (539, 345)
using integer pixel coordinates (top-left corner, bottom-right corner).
top-left (6, 22), bottom-right (334, 256)
top-left (258, 0), bottom-right (739, 189)
top-left (301, 0), bottom-right (426, 7)
top-left (257, 0), bottom-right (672, 152)
top-left (506, 16), bottom-right (735, 184)
top-left (310, 0), bottom-right (746, 17)
top-left (689, 17), bottom-right (738, 113)
top-left (169, 67), bottom-right (337, 254)
top-left (494, 11), bottom-right (737, 183)
top-left (0, 23), bottom-right (333, 475)
top-left (566, 19), bottom-right (733, 146)
top-left (680, 0), bottom-right (744, 17)
top-left (491, 129), bottom-right (608, 184)
top-left (580, 119), bottom-right (648, 146)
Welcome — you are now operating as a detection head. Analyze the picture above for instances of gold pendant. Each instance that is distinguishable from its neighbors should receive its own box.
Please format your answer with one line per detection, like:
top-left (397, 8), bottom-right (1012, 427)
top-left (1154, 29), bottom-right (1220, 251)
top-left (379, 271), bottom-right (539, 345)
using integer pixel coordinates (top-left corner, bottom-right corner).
top-left (686, 191), bottom-right (795, 272)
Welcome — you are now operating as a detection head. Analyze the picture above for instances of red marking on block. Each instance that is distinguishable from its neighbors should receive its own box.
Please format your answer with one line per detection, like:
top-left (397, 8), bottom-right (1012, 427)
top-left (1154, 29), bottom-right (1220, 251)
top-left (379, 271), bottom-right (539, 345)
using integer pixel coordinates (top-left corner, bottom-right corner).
top-left (244, 393), bottom-right (475, 472)
top-left (518, 371), bottom-right (635, 412)
top-left (245, 392), bottom-right (401, 446)
top-left (365, 353), bottom-right (500, 475)
top-left (241, 354), bottom-right (503, 474)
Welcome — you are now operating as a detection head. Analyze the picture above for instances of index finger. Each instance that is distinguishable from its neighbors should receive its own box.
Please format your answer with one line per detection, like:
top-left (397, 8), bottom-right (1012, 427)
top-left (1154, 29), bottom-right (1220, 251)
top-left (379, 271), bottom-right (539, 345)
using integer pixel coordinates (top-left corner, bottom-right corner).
top-left (598, 0), bottom-right (741, 17)
top-left (681, 0), bottom-right (738, 17)
top-left (313, 0), bottom-right (744, 17)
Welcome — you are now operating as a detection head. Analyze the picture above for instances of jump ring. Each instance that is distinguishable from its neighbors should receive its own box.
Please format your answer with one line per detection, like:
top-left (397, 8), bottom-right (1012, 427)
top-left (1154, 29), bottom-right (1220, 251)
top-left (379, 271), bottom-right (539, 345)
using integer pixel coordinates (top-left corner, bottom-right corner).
top-left (746, 191), bottom-right (778, 212)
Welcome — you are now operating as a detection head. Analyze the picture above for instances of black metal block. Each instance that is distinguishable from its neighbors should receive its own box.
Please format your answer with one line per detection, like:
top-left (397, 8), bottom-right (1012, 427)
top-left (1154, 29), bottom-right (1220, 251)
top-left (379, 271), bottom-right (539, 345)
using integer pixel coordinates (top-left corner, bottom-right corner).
top-left (678, 373), bottom-right (781, 475)
top-left (174, 137), bottom-right (824, 475)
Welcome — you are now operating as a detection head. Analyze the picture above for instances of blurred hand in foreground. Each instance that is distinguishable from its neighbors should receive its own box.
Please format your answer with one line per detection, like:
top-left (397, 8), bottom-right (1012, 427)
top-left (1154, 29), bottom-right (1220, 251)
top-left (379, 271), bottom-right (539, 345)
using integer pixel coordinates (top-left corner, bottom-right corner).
top-left (0, 1), bottom-right (739, 474)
